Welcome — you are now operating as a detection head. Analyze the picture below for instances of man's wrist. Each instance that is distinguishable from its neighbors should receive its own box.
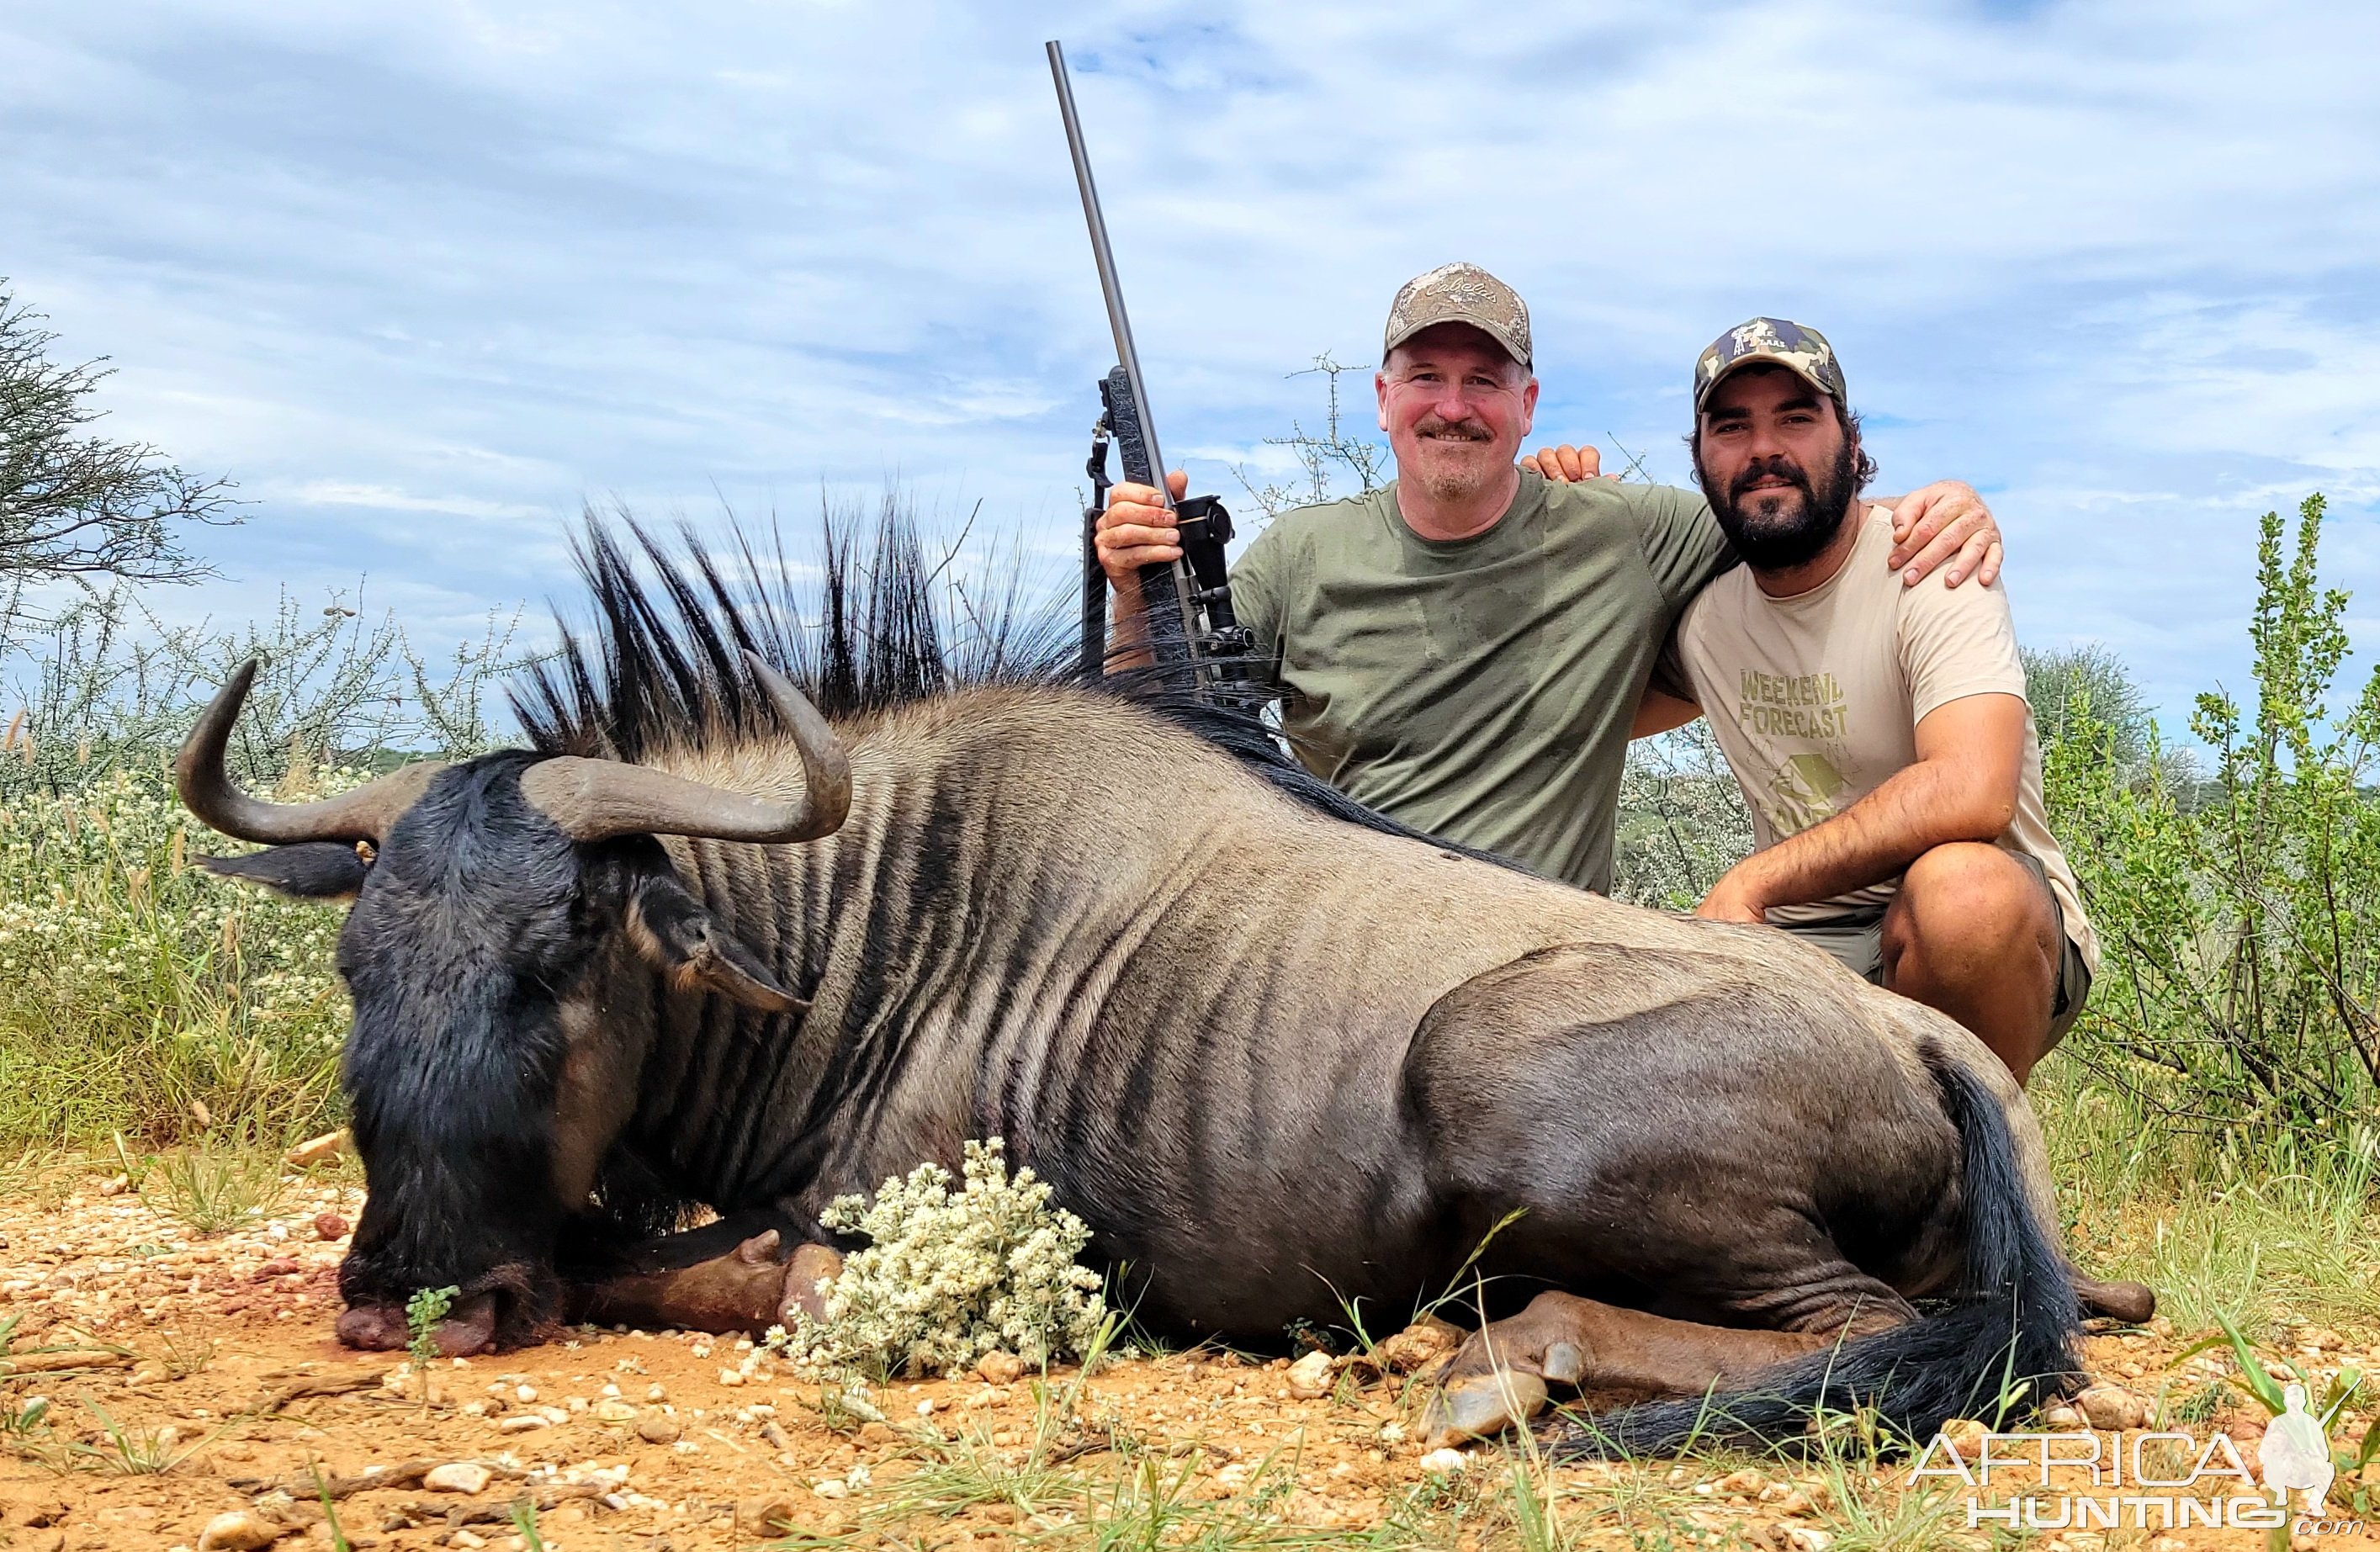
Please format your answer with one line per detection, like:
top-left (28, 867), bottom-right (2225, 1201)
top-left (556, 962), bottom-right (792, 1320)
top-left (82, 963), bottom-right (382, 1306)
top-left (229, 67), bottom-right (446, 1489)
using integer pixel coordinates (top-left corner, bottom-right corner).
top-left (1725, 854), bottom-right (1789, 915)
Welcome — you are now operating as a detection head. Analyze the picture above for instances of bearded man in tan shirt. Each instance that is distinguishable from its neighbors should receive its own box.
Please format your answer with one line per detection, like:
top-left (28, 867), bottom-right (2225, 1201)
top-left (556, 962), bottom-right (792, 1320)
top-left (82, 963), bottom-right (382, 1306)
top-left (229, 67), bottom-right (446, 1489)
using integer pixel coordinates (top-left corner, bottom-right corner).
top-left (1543, 319), bottom-right (2093, 1084)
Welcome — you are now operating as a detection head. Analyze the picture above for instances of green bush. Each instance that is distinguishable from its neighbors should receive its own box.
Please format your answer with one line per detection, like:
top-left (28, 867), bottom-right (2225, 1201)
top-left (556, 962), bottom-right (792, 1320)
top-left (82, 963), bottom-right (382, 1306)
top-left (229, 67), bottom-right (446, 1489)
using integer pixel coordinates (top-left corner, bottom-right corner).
top-left (2047, 495), bottom-right (2380, 1130)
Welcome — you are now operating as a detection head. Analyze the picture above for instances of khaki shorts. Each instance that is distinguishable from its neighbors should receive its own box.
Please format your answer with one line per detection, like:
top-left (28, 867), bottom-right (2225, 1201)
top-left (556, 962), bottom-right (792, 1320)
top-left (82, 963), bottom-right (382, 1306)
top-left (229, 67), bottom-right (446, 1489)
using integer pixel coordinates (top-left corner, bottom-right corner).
top-left (1778, 852), bottom-right (2091, 1049)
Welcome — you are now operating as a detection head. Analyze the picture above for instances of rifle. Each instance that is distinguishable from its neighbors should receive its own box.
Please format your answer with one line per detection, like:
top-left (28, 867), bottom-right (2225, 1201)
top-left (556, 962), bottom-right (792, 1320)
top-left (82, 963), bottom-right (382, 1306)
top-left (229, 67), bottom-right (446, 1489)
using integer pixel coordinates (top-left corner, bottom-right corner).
top-left (1047, 40), bottom-right (1250, 692)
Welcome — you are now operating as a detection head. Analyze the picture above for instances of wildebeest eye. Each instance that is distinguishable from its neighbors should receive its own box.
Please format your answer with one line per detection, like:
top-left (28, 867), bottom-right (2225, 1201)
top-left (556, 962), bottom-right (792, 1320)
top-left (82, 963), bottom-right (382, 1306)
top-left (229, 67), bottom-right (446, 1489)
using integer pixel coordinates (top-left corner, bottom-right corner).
top-left (623, 871), bottom-right (806, 1014)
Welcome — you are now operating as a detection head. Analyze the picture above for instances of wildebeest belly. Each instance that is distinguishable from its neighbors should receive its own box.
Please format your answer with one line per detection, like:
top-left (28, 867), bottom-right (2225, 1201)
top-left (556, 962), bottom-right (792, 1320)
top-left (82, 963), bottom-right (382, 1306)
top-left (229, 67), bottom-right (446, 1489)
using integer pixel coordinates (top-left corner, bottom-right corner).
top-left (1018, 936), bottom-right (1963, 1343)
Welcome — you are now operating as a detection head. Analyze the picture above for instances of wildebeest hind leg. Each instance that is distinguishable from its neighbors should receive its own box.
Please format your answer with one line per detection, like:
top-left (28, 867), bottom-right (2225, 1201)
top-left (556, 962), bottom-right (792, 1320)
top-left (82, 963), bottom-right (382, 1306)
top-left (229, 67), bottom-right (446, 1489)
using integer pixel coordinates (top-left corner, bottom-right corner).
top-left (2071, 1269), bottom-right (2155, 1324)
top-left (1419, 1288), bottom-right (1908, 1449)
top-left (567, 1214), bottom-right (843, 1337)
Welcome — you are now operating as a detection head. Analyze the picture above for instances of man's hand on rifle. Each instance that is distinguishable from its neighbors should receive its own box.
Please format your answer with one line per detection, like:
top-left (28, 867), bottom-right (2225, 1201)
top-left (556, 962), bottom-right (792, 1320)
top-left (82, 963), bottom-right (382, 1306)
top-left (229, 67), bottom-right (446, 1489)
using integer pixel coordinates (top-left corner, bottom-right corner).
top-left (1097, 469), bottom-right (1189, 585)
top-left (1093, 469), bottom-right (1189, 670)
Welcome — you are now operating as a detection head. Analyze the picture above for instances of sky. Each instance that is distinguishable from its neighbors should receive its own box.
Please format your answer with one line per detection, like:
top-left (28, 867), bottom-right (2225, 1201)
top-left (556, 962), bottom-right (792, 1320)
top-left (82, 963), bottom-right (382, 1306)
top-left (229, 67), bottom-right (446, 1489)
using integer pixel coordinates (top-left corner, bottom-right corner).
top-left (4, 0), bottom-right (2377, 729)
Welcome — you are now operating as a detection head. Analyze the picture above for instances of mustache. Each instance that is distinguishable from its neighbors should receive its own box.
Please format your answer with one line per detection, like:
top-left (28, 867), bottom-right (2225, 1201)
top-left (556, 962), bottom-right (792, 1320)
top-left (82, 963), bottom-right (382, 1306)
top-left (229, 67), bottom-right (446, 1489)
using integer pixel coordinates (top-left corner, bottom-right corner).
top-left (1730, 454), bottom-right (1813, 504)
top-left (1413, 415), bottom-right (1494, 443)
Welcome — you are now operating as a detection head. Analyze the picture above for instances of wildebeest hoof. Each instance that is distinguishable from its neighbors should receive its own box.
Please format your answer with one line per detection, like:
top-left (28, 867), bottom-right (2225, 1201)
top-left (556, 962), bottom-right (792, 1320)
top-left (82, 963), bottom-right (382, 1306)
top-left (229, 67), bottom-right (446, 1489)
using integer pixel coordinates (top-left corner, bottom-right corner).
top-left (2075, 1274), bottom-right (2156, 1325)
top-left (778, 1242), bottom-right (843, 1327)
top-left (1420, 1369), bottom-right (1550, 1449)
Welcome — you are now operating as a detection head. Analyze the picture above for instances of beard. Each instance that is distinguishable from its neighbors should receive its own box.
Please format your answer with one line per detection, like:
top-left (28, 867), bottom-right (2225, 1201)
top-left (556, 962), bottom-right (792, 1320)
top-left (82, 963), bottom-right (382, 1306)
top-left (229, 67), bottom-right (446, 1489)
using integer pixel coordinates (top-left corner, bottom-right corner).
top-left (1699, 437), bottom-right (1862, 571)
top-left (1407, 413), bottom-right (1501, 503)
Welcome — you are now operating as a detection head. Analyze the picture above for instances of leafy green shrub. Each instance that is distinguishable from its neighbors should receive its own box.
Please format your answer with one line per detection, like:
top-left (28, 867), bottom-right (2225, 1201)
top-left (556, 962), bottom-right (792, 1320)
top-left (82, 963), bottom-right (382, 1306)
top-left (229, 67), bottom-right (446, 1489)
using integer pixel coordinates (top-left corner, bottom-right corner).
top-left (773, 1139), bottom-right (1108, 1381)
top-left (2047, 495), bottom-right (2380, 1129)
top-left (1612, 718), bottom-right (1753, 908)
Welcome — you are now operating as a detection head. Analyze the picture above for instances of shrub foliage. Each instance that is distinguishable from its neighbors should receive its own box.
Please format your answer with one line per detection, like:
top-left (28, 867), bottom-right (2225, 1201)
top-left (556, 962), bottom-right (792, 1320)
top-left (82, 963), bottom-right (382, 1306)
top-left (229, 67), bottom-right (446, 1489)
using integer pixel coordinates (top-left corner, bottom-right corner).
top-left (2047, 495), bottom-right (2380, 1128)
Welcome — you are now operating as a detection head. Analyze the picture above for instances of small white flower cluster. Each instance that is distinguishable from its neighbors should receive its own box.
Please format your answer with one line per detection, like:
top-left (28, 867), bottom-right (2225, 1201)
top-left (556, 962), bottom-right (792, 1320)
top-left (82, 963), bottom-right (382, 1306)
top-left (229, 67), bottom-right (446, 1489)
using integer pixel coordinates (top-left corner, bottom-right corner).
top-left (770, 1138), bottom-right (1107, 1381)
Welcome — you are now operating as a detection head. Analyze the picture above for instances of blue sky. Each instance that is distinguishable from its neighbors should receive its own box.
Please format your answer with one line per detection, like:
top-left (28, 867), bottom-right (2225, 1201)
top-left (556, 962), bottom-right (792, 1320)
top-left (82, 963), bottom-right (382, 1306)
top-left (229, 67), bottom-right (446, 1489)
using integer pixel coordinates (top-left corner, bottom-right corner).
top-left (5, 0), bottom-right (2377, 728)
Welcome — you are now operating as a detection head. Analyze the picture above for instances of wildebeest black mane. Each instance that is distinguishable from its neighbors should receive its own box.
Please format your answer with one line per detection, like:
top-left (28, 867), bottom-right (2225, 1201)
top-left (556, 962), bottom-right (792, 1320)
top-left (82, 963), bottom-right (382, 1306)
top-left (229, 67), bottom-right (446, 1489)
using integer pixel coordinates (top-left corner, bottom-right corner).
top-left (512, 507), bottom-right (1484, 861)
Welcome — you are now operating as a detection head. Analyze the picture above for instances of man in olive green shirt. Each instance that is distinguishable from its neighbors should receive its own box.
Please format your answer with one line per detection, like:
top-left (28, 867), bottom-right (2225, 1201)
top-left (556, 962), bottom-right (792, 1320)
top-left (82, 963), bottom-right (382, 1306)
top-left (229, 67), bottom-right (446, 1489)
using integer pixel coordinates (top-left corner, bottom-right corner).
top-left (1096, 263), bottom-right (2003, 893)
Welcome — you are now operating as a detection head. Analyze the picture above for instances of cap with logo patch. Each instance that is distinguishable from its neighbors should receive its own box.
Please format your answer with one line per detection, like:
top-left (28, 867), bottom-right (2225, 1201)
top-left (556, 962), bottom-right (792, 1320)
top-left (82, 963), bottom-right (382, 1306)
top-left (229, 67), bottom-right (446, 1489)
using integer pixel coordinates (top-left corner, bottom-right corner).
top-left (1383, 262), bottom-right (1531, 369)
top-left (1694, 317), bottom-right (1846, 412)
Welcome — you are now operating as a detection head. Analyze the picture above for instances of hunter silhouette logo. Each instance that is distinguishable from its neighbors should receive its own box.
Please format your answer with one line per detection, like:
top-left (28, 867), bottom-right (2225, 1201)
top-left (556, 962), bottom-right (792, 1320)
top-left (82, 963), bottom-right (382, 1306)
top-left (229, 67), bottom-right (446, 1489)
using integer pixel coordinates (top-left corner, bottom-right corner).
top-left (2261, 1383), bottom-right (2335, 1512)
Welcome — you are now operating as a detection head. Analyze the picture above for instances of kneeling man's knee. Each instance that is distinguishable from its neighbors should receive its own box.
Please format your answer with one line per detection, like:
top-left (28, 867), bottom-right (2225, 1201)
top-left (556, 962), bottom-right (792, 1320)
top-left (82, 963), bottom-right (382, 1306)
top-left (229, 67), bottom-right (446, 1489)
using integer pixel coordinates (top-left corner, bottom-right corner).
top-left (1885, 843), bottom-right (2055, 957)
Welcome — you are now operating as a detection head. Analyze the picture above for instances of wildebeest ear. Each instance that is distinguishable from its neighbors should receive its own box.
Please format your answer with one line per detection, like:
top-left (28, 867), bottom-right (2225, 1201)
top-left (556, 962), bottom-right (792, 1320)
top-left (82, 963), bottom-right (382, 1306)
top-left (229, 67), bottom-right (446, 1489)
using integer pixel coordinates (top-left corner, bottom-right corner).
top-left (625, 873), bottom-right (806, 1014)
top-left (199, 842), bottom-right (371, 900)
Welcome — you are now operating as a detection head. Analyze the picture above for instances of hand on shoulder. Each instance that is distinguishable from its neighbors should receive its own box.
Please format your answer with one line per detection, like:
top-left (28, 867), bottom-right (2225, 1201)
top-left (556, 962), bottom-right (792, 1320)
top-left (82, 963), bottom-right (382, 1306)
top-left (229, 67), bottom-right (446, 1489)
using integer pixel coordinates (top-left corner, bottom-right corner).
top-left (1521, 444), bottom-right (1619, 484)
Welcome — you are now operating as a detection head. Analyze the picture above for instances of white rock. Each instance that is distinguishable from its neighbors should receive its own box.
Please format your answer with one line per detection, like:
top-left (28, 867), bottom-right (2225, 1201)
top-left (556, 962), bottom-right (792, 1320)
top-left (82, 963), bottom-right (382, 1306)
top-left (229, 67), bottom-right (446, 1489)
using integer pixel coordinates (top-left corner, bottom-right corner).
top-left (812, 1478), bottom-right (849, 1499)
top-left (284, 1130), bottom-right (348, 1168)
top-left (498, 1415), bottom-right (549, 1433)
top-left (425, 1462), bottom-right (494, 1495)
top-left (195, 1512), bottom-right (284, 1551)
top-left (1285, 1349), bottom-right (1337, 1400)
top-left (1418, 1448), bottom-right (1469, 1474)
top-left (2074, 1383), bottom-right (2149, 1431)
top-left (717, 1367), bottom-right (744, 1386)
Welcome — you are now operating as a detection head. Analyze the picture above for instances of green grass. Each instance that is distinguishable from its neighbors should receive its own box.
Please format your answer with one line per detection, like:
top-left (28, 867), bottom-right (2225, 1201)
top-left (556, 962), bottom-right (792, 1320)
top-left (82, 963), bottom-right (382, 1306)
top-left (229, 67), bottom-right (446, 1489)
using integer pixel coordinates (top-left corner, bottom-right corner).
top-left (0, 765), bottom-right (352, 1148)
top-left (137, 1136), bottom-right (292, 1234)
top-left (2035, 1057), bottom-right (2380, 1337)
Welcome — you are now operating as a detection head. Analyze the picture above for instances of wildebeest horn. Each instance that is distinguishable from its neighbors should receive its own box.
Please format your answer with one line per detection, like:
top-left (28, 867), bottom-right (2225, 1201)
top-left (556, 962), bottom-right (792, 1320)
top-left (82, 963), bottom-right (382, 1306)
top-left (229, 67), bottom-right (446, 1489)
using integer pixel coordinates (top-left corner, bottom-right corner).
top-left (176, 659), bottom-right (449, 845)
top-left (517, 652), bottom-right (851, 845)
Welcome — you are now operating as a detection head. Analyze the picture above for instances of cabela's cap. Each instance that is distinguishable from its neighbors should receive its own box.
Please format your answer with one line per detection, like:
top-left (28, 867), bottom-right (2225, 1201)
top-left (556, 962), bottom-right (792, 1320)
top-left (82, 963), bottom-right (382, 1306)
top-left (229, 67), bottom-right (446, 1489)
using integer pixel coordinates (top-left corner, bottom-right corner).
top-left (1383, 262), bottom-right (1531, 368)
top-left (1694, 317), bottom-right (1846, 411)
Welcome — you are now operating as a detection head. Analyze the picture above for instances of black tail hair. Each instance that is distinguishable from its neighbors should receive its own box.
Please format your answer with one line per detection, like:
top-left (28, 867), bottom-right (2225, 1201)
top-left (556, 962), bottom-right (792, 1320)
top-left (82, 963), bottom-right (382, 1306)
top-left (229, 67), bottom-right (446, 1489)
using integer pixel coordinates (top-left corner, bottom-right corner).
top-left (1556, 1044), bottom-right (2084, 1456)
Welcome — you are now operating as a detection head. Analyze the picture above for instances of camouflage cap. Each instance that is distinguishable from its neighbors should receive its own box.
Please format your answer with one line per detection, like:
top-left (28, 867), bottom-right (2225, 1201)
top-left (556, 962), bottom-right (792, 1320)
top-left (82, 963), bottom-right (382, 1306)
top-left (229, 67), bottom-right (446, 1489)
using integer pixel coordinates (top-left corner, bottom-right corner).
top-left (1693, 317), bottom-right (1846, 412)
top-left (1383, 262), bottom-right (1531, 369)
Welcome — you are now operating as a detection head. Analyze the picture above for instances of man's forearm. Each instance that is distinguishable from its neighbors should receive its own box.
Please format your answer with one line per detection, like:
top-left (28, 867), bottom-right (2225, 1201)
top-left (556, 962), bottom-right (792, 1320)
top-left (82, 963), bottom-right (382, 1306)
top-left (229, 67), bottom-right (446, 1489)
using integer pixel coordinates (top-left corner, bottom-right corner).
top-left (1104, 585), bottom-right (1154, 673)
top-left (1736, 759), bottom-right (2013, 908)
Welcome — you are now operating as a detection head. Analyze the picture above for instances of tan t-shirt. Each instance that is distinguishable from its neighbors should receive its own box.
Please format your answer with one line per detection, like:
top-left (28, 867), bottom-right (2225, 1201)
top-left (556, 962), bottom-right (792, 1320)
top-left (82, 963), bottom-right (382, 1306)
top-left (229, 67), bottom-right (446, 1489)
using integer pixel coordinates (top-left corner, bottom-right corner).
top-left (1660, 505), bottom-right (2097, 972)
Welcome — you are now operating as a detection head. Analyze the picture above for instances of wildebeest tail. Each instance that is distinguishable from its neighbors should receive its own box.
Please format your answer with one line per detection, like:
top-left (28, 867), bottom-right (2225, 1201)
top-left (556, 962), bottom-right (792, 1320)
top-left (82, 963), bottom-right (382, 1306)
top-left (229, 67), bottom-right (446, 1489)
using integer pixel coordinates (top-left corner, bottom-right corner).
top-left (1554, 1046), bottom-right (2084, 1457)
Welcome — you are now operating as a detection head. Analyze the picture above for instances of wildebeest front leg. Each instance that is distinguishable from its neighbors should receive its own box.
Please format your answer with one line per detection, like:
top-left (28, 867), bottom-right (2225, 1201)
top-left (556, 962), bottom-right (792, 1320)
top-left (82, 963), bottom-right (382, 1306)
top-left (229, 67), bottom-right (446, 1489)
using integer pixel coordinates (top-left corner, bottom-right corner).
top-left (1419, 1291), bottom-right (1906, 1449)
top-left (568, 1214), bottom-right (844, 1337)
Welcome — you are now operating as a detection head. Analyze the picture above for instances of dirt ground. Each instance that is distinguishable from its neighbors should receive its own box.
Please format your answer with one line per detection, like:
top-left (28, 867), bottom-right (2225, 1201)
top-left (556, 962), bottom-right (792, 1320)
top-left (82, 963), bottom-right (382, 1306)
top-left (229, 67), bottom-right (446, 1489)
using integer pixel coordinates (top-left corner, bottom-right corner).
top-left (0, 1170), bottom-right (2372, 1552)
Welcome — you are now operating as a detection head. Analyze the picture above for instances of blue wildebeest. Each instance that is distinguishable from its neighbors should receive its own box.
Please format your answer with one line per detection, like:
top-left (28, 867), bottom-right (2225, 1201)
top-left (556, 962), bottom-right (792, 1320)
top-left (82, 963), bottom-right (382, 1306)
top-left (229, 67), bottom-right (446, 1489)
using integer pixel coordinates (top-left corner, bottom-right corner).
top-left (179, 522), bottom-right (2146, 1453)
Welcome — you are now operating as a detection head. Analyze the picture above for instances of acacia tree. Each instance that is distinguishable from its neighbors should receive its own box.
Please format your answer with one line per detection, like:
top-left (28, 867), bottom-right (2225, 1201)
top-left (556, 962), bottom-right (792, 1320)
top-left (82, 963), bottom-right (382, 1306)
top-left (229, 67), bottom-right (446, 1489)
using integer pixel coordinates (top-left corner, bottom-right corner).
top-left (0, 283), bottom-right (239, 617)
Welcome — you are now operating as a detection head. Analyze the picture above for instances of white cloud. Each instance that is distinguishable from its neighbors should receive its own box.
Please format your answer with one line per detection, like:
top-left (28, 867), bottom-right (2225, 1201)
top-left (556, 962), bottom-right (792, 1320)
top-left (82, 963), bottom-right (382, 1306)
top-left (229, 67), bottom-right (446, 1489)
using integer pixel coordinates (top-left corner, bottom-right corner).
top-left (1, 0), bottom-right (2373, 725)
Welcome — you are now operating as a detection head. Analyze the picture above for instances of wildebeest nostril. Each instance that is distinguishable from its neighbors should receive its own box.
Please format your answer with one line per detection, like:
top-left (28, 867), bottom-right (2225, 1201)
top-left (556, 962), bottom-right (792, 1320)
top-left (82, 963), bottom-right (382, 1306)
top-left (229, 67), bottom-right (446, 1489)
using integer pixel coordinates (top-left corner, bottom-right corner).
top-left (432, 1292), bottom-right (499, 1356)
top-left (334, 1302), bottom-right (410, 1351)
top-left (334, 1290), bottom-right (500, 1355)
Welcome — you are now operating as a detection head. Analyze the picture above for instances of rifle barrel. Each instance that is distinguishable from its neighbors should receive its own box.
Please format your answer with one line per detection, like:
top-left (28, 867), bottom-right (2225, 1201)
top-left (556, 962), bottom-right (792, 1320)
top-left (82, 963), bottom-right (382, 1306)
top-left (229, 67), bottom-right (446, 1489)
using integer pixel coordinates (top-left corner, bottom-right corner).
top-left (1046, 40), bottom-right (1170, 501)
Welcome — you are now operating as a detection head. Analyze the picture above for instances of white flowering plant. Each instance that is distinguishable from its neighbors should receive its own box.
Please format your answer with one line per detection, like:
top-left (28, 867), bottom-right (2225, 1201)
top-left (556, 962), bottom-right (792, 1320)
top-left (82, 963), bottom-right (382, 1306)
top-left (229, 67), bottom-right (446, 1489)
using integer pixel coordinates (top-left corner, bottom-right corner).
top-left (770, 1138), bottom-right (1110, 1382)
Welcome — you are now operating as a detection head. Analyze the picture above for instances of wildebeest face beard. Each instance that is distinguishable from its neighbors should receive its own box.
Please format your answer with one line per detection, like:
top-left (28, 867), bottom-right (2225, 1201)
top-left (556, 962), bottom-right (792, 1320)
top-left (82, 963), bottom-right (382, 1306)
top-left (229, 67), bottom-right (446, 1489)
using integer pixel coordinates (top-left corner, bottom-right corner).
top-left (331, 755), bottom-right (607, 1349)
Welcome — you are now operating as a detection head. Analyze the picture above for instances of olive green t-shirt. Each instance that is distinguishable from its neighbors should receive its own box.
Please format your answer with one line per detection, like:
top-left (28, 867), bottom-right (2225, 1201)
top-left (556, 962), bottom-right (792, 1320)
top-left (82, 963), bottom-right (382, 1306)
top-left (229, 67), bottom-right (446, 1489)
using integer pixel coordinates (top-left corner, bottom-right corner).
top-left (1227, 470), bottom-right (1731, 892)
